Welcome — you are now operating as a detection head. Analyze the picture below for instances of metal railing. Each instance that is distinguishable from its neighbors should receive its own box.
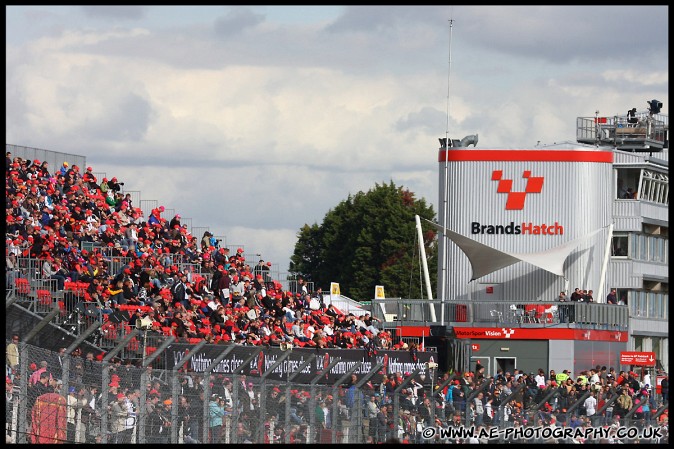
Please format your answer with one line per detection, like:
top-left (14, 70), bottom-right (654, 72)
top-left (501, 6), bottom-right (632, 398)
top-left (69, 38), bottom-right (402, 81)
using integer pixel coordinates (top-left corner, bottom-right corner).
top-left (372, 299), bottom-right (630, 330)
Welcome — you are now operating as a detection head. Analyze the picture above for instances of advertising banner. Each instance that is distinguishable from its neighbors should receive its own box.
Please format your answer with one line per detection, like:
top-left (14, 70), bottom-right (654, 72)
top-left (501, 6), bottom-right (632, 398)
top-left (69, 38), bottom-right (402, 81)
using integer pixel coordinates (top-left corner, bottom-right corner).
top-left (166, 343), bottom-right (436, 385)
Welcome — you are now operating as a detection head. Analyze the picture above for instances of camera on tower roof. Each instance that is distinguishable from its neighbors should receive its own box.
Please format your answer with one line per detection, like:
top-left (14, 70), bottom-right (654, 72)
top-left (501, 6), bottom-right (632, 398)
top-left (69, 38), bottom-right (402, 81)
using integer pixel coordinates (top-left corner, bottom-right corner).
top-left (648, 99), bottom-right (662, 115)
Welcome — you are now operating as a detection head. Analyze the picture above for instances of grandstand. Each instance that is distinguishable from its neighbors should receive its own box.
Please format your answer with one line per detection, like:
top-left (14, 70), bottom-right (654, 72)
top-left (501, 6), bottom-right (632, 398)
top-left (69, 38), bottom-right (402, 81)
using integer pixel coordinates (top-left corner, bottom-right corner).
top-left (5, 145), bottom-right (668, 444)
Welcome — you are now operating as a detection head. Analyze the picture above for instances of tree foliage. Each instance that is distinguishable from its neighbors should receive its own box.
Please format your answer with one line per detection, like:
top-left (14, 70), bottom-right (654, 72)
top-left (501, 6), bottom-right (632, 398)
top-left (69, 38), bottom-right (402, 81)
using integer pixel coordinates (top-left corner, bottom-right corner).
top-left (289, 181), bottom-right (437, 300)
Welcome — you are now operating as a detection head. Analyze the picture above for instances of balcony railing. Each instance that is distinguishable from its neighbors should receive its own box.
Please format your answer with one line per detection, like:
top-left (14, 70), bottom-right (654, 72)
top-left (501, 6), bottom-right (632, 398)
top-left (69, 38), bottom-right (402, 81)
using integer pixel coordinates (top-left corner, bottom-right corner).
top-left (371, 299), bottom-right (629, 330)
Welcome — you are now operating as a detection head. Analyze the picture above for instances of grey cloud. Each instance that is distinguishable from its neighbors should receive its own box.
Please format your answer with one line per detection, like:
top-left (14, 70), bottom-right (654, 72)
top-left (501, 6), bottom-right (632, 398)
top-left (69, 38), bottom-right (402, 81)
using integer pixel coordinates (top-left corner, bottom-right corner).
top-left (396, 106), bottom-right (447, 133)
top-left (214, 7), bottom-right (265, 37)
top-left (457, 6), bottom-right (667, 64)
top-left (79, 93), bottom-right (154, 142)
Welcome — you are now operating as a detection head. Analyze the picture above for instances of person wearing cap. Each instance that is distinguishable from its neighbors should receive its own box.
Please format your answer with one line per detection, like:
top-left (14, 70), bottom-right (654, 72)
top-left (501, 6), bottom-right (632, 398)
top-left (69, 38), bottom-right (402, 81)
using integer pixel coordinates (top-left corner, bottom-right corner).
top-left (208, 393), bottom-right (226, 443)
top-left (82, 166), bottom-right (99, 189)
top-left (146, 389), bottom-right (161, 415)
top-left (146, 397), bottom-right (171, 444)
top-left (109, 392), bottom-right (130, 443)
top-left (168, 214), bottom-right (181, 231)
top-left (105, 176), bottom-right (123, 193)
top-left (65, 385), bottom-right (79, 442)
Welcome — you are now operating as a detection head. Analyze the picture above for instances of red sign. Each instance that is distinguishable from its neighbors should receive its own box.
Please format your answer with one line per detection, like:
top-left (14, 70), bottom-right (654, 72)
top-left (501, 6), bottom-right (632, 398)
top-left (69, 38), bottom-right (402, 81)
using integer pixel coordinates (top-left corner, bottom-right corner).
top-left (620, 351), bottom-right (656, 366)
top-left (485, 287), bottom-right (494, 294)
top-left (656, 376), bottom-right (665, 394)
top-left (395, 325), bottom-right (628, 342)
top-left (471, 343), bottom-right (480, 352)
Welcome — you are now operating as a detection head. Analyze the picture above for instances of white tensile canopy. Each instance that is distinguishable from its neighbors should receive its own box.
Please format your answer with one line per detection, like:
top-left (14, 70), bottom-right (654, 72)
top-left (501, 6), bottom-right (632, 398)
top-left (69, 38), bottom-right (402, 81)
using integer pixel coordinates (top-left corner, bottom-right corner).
top-left (424, 218), bottom-right (605, 281)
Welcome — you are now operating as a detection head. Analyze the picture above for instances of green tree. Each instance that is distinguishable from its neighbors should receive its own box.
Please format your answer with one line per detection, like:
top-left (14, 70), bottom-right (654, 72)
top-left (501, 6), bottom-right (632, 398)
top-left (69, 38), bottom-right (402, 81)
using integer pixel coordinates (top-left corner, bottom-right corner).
top-left (289, 181), bottom-right (437, 300)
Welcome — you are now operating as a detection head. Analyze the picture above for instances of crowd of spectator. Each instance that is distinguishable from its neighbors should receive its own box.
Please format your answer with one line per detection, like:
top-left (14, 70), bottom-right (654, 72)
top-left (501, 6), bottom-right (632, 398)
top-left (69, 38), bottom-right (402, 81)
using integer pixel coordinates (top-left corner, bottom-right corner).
top-left (5, 152), bottom-right (407, 354)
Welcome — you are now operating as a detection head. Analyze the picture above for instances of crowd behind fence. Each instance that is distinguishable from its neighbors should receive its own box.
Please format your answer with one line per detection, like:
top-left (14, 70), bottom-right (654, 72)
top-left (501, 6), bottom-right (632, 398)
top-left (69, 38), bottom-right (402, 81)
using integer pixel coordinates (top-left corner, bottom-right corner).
top-left (5, 341), bottom-right (669, 444)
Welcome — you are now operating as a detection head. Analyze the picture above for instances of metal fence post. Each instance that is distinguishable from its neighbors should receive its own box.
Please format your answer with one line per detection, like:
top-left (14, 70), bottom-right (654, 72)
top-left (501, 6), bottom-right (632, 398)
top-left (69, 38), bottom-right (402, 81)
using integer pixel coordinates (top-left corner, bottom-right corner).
top-left (61, 322), bottom-right (100, 402)
top-left (594, 392), bottom-right (619, 425)
top-left (200, 344), bottom-right (236, 443)
top-left (331, 362), bottom-right (363, 443)
top-left (353, 362), bottom-right (384, 443)
top-left (307, 358), bottom-right (340, 444)
top-left (566, 389), bottom-right (591, 419)
top-left (228, 350), bottom-right (260, 443)
top-left (284, 354), bottom-right (316, 443)
top-left (464, 378), bottom-right (491, 426)
top-left (258, 350), bottom-right (290, 443)
top-left (100, 329), bottom-right (139, 443)
top-left (16, 341), bottom-right (29, 443)
top-left (171, 340), bottom-right (207, 443)
top-left (496, 383), bottom-right (525, 441)
top-left (137, 335), bottom-right (174, 443)
top-left (393, 367), bottom-right (422, 439)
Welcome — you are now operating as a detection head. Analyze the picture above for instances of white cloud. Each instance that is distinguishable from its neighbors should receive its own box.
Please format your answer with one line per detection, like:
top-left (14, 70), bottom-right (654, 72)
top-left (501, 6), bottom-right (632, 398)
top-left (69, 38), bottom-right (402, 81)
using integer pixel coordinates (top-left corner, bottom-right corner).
top-left (6, 5), bottom-right (668, 273)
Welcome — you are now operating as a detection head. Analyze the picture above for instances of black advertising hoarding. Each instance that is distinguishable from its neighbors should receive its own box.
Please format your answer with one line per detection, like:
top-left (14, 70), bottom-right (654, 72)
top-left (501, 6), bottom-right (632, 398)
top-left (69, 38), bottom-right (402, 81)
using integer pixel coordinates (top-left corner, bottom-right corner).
top-left (167, 343), bottom-right (436, 385)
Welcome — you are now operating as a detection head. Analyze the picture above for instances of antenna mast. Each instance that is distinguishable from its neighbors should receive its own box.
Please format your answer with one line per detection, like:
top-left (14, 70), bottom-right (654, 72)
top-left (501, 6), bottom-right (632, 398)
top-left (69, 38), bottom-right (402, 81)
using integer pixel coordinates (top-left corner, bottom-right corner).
top-left (441, 18), bottom-right (454, 325)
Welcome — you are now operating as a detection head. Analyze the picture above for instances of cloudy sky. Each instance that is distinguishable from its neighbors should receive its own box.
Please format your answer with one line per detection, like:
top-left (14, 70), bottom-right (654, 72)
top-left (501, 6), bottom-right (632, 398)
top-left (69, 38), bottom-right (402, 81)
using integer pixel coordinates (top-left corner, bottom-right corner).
top-left (6, 5), bottom-right (668, 273)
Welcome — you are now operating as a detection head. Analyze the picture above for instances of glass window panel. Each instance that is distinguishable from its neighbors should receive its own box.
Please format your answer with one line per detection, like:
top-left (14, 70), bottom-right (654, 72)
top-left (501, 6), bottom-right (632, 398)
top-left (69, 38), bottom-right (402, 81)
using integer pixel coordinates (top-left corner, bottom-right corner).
top-left (639, 292), bottom-right (648, 316)
top-left (648, 293), bottom-right (656, 317)
top-left (612, 235), bottom-right (629, 257)
top-left (648, 237), bottom-right (655, 261)
top-left (664, 294), bottom-right (669, 319)
top-left (654, 295), bottom-right (660, 318)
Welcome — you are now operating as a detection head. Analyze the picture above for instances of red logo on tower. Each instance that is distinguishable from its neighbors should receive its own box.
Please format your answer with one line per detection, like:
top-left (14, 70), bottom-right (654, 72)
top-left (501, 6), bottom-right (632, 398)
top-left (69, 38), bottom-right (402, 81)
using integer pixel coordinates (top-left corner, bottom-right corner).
top-left (492, 170), bottom-right (544, 210)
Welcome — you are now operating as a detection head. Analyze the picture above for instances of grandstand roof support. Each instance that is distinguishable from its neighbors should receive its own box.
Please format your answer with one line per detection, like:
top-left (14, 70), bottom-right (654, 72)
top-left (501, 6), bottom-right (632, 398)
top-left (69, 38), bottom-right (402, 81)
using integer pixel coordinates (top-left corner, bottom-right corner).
top-left (22, 304), bottom-right (60, 344)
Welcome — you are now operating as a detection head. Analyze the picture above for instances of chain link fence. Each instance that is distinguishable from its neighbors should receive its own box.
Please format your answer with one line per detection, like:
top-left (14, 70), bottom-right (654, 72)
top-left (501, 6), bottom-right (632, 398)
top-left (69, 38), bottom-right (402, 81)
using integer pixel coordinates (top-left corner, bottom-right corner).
top-left (5, 341), bottom-right (668, 444)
